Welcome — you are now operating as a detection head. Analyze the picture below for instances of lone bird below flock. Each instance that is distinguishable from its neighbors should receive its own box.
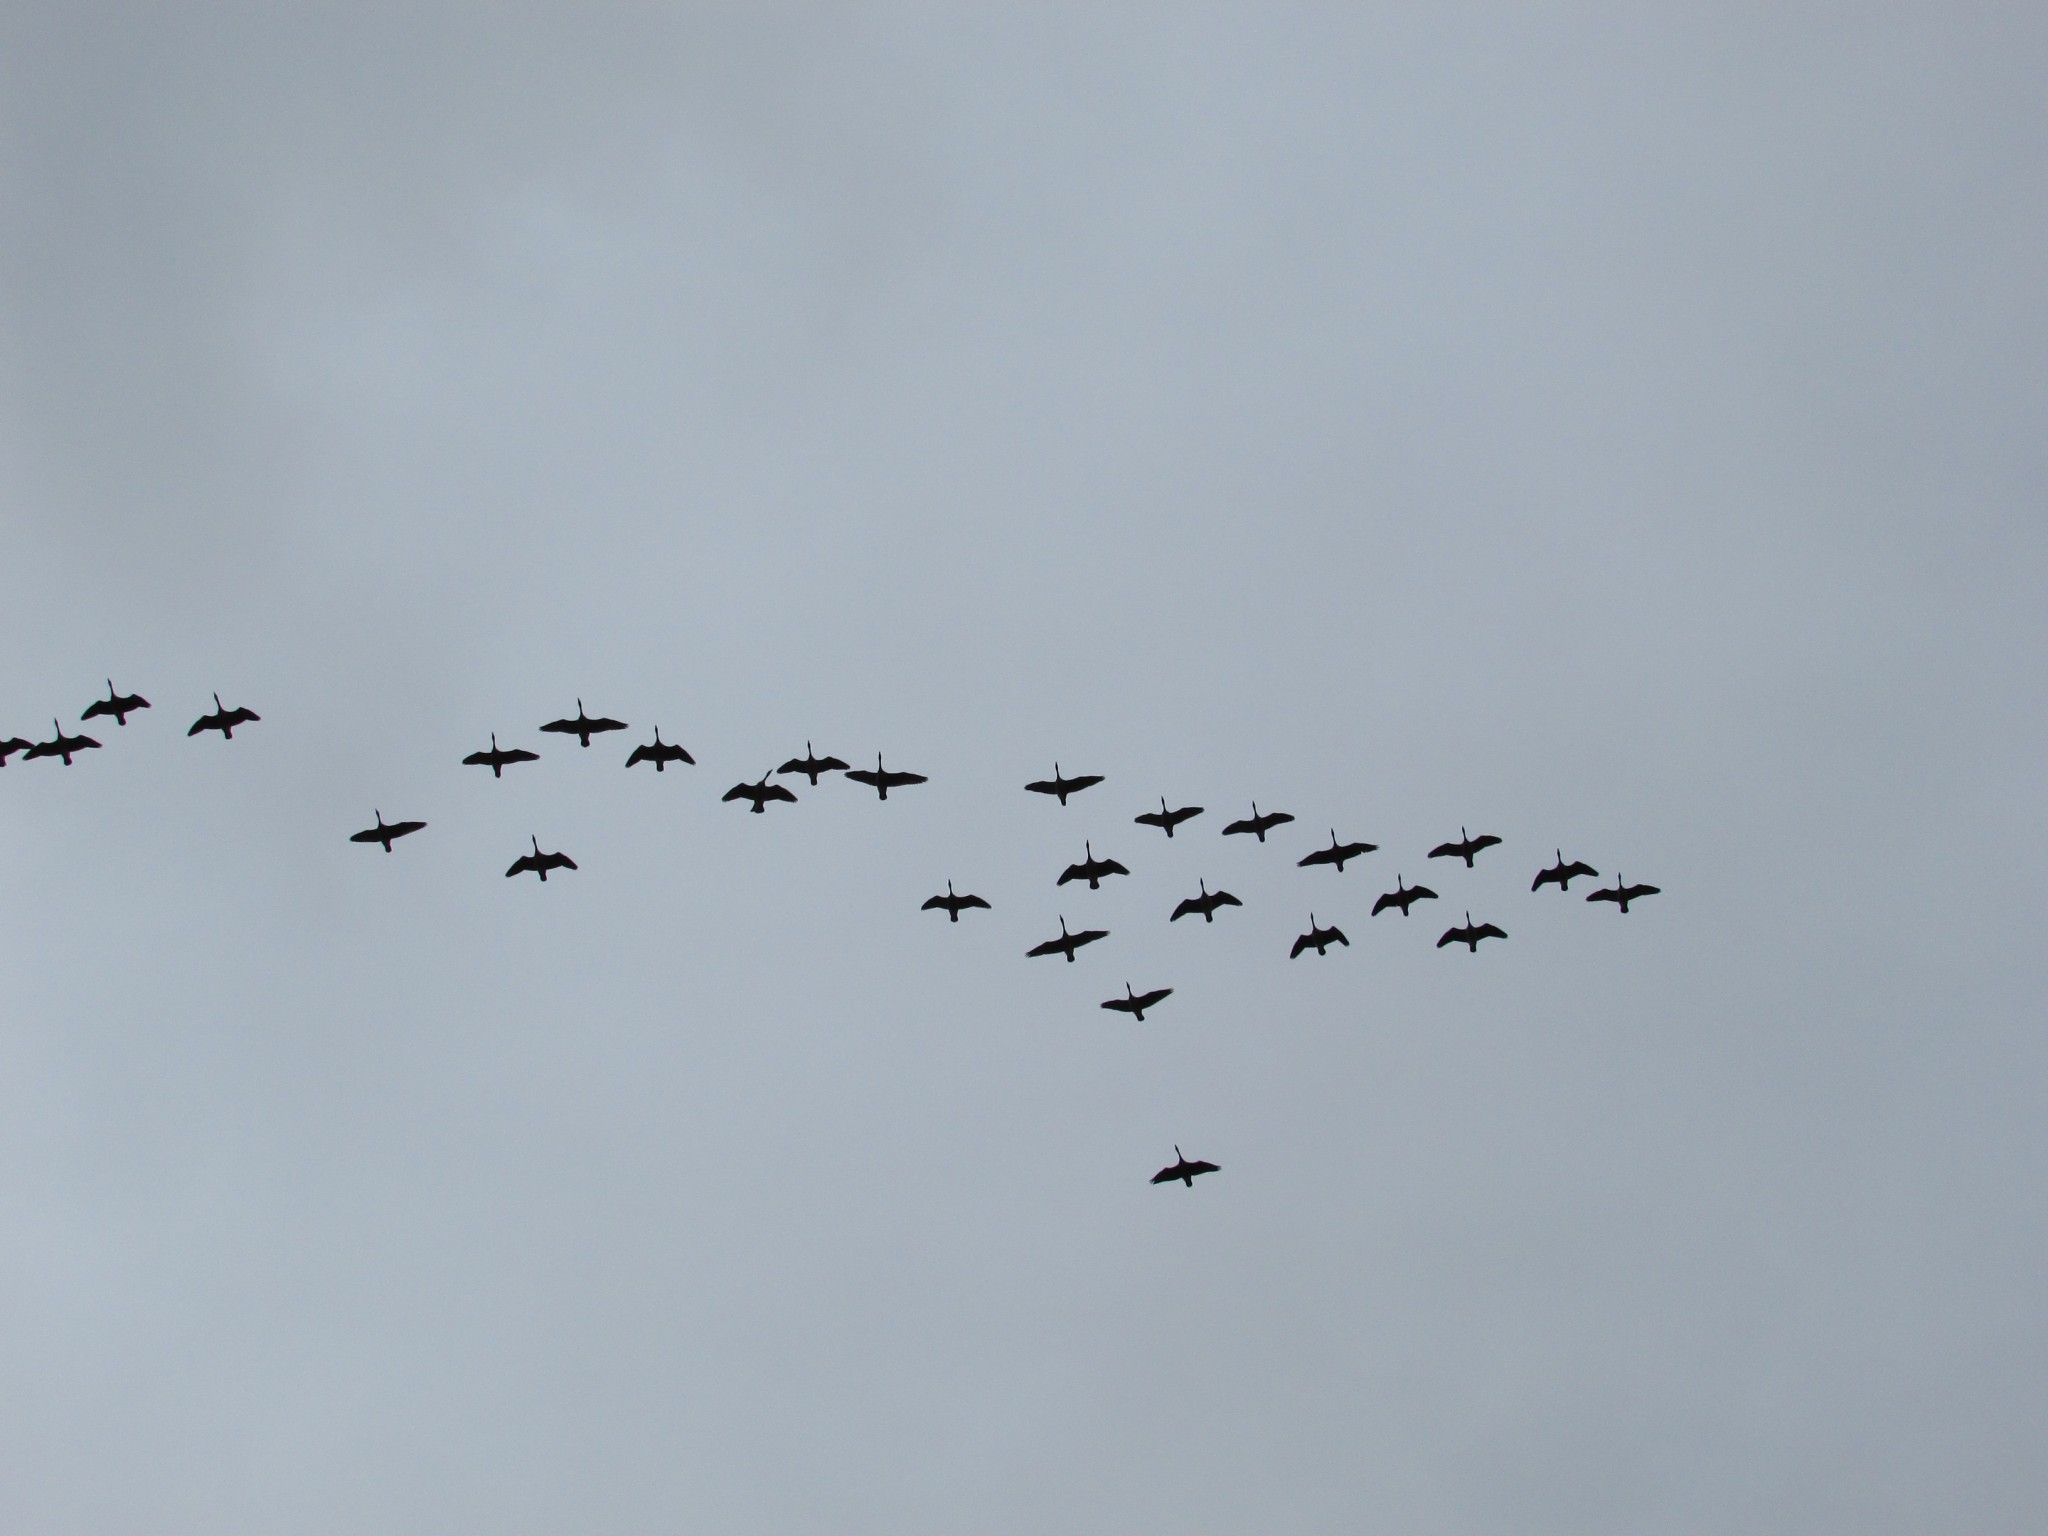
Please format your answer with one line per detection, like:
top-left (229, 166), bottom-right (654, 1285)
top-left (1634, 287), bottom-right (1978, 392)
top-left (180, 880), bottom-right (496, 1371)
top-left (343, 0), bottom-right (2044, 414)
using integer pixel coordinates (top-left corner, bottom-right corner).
top-left (1026, 916), bottom-right (1108, 963)
top-left (188, 693), bottom-right (260, 740)
top-left (1101, 984), bottom-right (1173, 1020)
top-left (723, 772), bottom-right (797, 813)
top-left (1222, 802), bottom-right (1295, 842)
top-left (1024, 764), bottom-right (1103, 805)
top-left (1133, 797), bottom-right (1203, 837)
top-left (625, 727), bottom-right (694, 771)
top-left (845, 753), bottom-right (927, 801)
top-left (81, 681), bottom-right (149, 726)
top-left (920, 881), bottom-right (990, 922)
top-left (776, 742), bottom-right (848, 785)
top-left (539, 700), bottom-right (626, 748)
top-left (1170, 879), bottom-right (1242, 923)
top-left (1428, 826), bottom-right (1502, 867)
top-left (1371, 875), bottom-right (1437, 916)
top-left (23, 720), bottom-right (100, 765)
top-left (350, 811), bottom-right (426, 851)
top-left (462, 732), bottom-right (539, 778)
top-left (1290, 915), bottom-right (1348, 958)
top-left (0, 737), bottom-right (30, 766)
top-left (1532, 850), bottom-right (1599, 892)
top-left (1587, 876), bottom-right (1660, 913)
top-left (506, 835), bottom-right (577, 881)
top-left (1150, 1147), bottom-right (1220, 1187)
top-left (1057, 841), bottom-right (1129, 890)
top-left (1297, 830), bottom-right (1378, 872)
top-left (1437, 912), bottom-right (1507, 951)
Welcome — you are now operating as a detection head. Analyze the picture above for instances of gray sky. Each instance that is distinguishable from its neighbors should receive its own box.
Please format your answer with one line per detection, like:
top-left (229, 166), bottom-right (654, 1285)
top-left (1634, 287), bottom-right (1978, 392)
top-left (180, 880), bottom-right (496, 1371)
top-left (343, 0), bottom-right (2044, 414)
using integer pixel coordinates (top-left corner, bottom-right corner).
top-left (2, 6), bottom-right (2044, 1532)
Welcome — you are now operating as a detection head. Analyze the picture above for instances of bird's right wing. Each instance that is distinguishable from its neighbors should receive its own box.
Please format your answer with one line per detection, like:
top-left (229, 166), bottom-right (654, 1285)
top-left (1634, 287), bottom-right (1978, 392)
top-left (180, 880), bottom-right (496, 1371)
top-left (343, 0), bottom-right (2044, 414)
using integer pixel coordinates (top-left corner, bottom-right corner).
top-left (721, 784), bottom-right (753, 802)
top-left (1435, 928), bottom-right (1459, 947)
top-left (1170, 899), bottom-right (1196, 921)
top-left (187, 717), bottom-right (210, 736)
top-left (1587, 889), bottom-right (1618, 904)
top-left (1427, 841), bottom-right (1457, 859)
top-left (1372, 893), bottom-right (1397, 914)
top-left (626, 746), bottom-right (651, 766)
top-left (1025, 938), bottom-right (1063, 958)
top-left (765, 785), bottom-right (797, 803)
top-left (506, 856), bottom-right (535, 877)
top-left (555, 854), bottom-right (579, 870)
top-left (776, 757), bottom-right (808, 775)
top-left (1213, 890), bottom-right (1242, 907)
top-left (1289, 935), bottom-right (1310, 957)
top-left (961, 895), bottom-right (990, 910)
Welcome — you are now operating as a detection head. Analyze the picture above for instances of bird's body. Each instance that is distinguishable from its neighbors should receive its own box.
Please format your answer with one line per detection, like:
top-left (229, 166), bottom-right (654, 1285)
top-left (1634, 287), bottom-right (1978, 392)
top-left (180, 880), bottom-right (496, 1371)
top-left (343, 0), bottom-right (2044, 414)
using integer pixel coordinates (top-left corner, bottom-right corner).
top-left (1101, 983), bottom-right (1173, 1021)
top-left (1290, 915), bottom-right (1349, 958)
top-left (81, 680), bottom-right (149, 726)
top-left (1150, 1146), bottom-right (1219, 1187)
top-left (188, 693), bottom-right (259, 739)
top-left (0, 737), bottom-right (31, 766)
top-left (1026, 916), bottom-right (1108, 962)
top-left (1170, 879), bottom-right (1242, 924)
top-left (1024, 763), bottom-right (1104, 805)
top-left (1298, 830), bottom-right (1378, 872)
top-left (776, 742), bottom-right (849, 785)
top-left (23, 720), bottom-right (100, 765)
top-left (845, 753), bottom-right (927, 800)
top-left (625, 727), bottom-right (695, 771)
top-left (350, 811), bottom-right (426, 851)
top-left (1057, 840), bottom-right (1129, 891)
top-left (1532, 850), bottom-right (1599, 892)
top-left (1428, 826), bottom-right (1502, 867)
top-left (1222, 802), bottom-right (1295, 843)
top-left (539, 700), bottom-right (627, 748)
top-left (462, 732), bottom-right (539, 778)
top-left (506, 835), bottom-right (577, 881)
top-left (1437, 911), bottom-right (1507, 951)
top-left (1587, 876), bottom-right (1660, 913)
top-left (1371, 875), bottom-right (1437, 917)
top-left (1134, 797), bottom-right (1204, 837)
top-left (723, 773), bottom-right (798, 813)
top-left (921, 881), bottom-right (991, 922)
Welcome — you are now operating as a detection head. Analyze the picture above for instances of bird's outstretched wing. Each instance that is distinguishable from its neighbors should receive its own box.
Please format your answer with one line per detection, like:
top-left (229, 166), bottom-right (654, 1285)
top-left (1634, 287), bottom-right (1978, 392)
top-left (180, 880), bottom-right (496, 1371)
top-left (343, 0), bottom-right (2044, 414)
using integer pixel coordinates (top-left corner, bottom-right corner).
top-left (1531, 868), bottom-right (1559, 891)
top-left (80, 699), bottom-right (114, 722)
top-left (1149, 1165), bottom-right (1182, 1184)
top-left (1056, 864), bottom-right (1084, 886)
top-left (1471, 834), bottom-right (1502, 853)
top-left (1170, 897), bottom-right (1201, 921)
top-left (1328, 927), bottom-right (1349, 947)
top-left (1025, 936), bottom-right (1066, 958)
top-left (1099, 857), bottom-right (1130, 877)
top-left (388, 820), bottom-right (426, 839)
top-left (626, 745), bottom-right (653, 766)
top-left (1372, 892), bottom-right (1401, 914)
top-left (1210, 889), bottom-right (1242, 908)
top-left (959, 893), bottom-right (990, 910)
top-left (1289, 934), bottom-right (1313, 958)
top-left (506, 854), bottom-right (538, 877)
top-left (721, 783), bottom-right (755, 802)
top-left (1133, 987), bottom-right (1172, 1010)
top-left (1626, 883), bottom-right (1661, 900)
top-left (762, 783), bottom-right (797, 804)
top-left (186, 715), bottom-right (213, 736)
top-left (1435, 926), bottom-right (1463, 947)
top-left (550, 853), bottom-right (579, 871)
top-left (1586, 888), bottom-right (1620, 906)
top-left (224, 707), bottom-right (260, 727)
top-left (1564, 861), bottom-right (1598, 882)
top-left (1427, 839), bottom-right (1461, 859)
top-left (1474, 922), bottom-right (1506, 941)
top-left (538, 718), bottom-right (577, 735)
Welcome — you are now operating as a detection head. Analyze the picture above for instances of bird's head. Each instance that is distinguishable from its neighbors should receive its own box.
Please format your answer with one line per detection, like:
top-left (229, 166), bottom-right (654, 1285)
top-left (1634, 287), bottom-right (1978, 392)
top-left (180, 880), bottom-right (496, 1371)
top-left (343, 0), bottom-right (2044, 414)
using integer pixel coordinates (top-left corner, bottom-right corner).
top-left (213, 692), bottom-right (223, 709)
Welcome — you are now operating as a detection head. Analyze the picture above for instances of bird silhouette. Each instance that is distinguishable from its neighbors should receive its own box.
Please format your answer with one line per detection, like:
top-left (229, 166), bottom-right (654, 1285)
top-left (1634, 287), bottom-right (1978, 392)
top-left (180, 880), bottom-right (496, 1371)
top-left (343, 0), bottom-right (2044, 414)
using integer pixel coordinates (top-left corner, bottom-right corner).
top-left (462, 732), bottom-right (539, 778)
top-left (921, 880), bottom-right (991, 922)
top-left (1289, 915), bottom-right (1349, 958)
top-left (1134, 797), bottom-right (1204, 837)
top-left (0, 736), bottom-right (31, 766)
top-left (505, 835), bottom-right (577, 881)
top-left (1222, 802), bottom-right (1295, 842)
top-left (1437, 911), bottom-right (1507, 951)
top-left (1170, 879), bottom-right (1242, 924)
top-left (1024, 763), bottom-right (1104, 805)
top-left (1371, 875), bottom-right (1438, 917)
top-left (350, 811), bottom-right (426, 851)
top-left (80, 680), bottom-right (149, 726)
top-left (1150, 1146), bottom-right (1220, 1187)
top-left (1057, 841), bottom-right (1129, 890)
top-left (776, 742), bottom-right (849, 785)
top-left (625, 727), bottom-right (695, 771)
top-left (1100, 983), bottom-right (1173, 1020)
top-left (1532, 850), bottom-right (1599, 892)
top-left (845, 753), bottom-right (927, 800)
top-left (1026, 916), bottom-right (1108, 962)
top-left (22, 720), bottom-right (100, 765)
top-left (1297, 829), bottom-right (1378, 872)
top-left (723, 772), bottom-right (798, 813)
top-left (538, 700), bottom-right (627, 748)
top-left (188, 693), bottom-right (259, 739)
top-left (1587, 875), bottom-right (1660, 913)
top-left (1428, 826), bottom-right (1502, 867)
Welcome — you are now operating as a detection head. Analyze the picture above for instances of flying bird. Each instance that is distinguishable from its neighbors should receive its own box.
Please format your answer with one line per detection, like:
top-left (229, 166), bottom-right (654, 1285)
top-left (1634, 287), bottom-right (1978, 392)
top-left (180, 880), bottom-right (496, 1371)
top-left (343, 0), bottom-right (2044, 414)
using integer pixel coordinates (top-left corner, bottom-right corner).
top-left (538, 700), bottom-right (627, 748)
top-left (1222, 802), bottom-right (1295, 842)
top-left (1024, 763), bottom-right (1104, 805)
top-left (1026, 916), bottom-right (1108, 963)
top-left (1532, 850), bottom-right (1599, 892)
top-left (776, 742), bottom-right (849, 785)
top-left (505, 835), bottom-right (577, 881)
top-left (723, 772), bottom-right (798, 813)
top-left (1134, 797), bottom-right (1204, 837)
top-left (0, 737), bottom-right (31, 766)
top-left (921, 881), bottom-right (991, 922)
top-left (1150, 1146), bottom-right (1220, 1187)
top-left (1170, 879), bottom-right (1242, 924)
top-left (1437, 911), bottom-right (1507, 951)
top-left (845, 753), bottom-right (927, 800)
top-left (462, 732), bottom-right (539, 778)
top-left (80, 680), bottom-right (149, 726)
top-left (625, 727), bottom-right (695, 771)
top-left (1587, 876), bottom-right (1660, 913)
top-left (1428, 826), bottom-right (1502, 867)
top-left (1371, 875), bottom-right (1438, 917)
top-left (188, 693), bottom-right (259, 739)
top-left (1101, 983), bottom-right (1173, 1021)
top-left (1289, 915), bottom-right (1349, 958)
top-left (1057, 841), bottom-right (1129, 890)
top-left (22, 720), bottom-right (100, 765)
top-left (1297, 829), bottom-right (1378, 872)
top-left (349, 811), bottom-right (426, 851)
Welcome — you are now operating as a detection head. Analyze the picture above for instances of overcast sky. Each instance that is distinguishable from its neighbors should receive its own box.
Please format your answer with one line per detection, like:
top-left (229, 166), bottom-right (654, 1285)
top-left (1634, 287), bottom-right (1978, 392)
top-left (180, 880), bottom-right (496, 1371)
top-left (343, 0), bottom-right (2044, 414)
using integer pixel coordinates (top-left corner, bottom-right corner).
top-left (2, 7), bottom-right (2044, 1533)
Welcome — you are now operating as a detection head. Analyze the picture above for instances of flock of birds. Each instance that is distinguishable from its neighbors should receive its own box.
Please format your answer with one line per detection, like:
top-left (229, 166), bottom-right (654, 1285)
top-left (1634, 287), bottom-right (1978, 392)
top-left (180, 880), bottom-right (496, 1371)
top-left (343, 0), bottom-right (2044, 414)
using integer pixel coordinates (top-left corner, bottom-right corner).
top-left (14, 683), bottom-right (1662, 1191)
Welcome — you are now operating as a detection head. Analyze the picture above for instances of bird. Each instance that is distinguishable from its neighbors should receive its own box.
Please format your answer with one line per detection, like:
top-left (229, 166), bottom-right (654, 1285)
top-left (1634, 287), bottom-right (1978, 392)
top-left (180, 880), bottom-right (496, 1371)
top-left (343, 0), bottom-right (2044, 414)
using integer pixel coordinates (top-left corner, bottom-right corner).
top-left (776, 742), bottom-right (849, 785)
top-left (505, 835), bottom-right (577, 881)
top-left (1428, 826), bottom-right (1502, 867)
top-left (1134, 797), bottom-right (1204, 837)
top-left (188, 693), bottom-right (260, 739)
top-left (845, 752), bottom-right (927, 800)
top-left (349, 811), bottom-right (426, 851)
top-left (1371, 875), bottom-right (1438, 917)
top-left (462, 732), bottom-right (539, 778)
top-left (1101, 983), bottom-right (1173, 1021)
top-left (625, 727), bottom-right (695, 771)
top-left (0, 737), bottom-right (31, 766)
top-left (538, 699), bottom-right (627, 748)
top-left (1587, 876), bottom-right (1660, 913)
top-left (1532, 850), bottom-right (1599, 892)
top-left (1057, 841), bottom-right (1129, 890)
top-left (1290, 915), bottom-right (1348, 958)
top-left (1437, 911), bottom-right (1507, 951)
top-left (1170, 879), bottom-right (1242, 924)
top-left (1150, 1146), bottom-right (1220, 1187)
top-left (80, 680), bottom-right (149, 726)
top-left (1297, 829), bottom-right (1378, 872)
top-left (1222, 802), bottom-right (1295, 842)
top-left (723, 772), bottom-right (798, 814)
top-left (1024, 763), bottom-right (1104, 805)
top-left (921, 881), bottom-right (991, 922)
top-left (22, 720), bottom-right (100, 765)
top-left (1026, 916), bottom-right (1108, 962)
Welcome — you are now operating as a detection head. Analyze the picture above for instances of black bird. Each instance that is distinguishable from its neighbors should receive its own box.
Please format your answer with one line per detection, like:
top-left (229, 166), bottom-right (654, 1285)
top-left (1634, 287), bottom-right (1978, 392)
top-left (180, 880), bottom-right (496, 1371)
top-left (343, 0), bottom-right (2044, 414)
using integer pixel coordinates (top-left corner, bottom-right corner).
top-left (80, 680), bottom-right (149, 726)
top-left (506, 835), bottom-right (577, 881)
top-left (188, 693), bottom-right (260, 739)
top-left (1134, 797), bottom-right (1204, 837)
top-left (921, 881), bottom-right (991, 922)
top-left (538, 700), bottom-right (627, 748)
top-left (1587, 875), bottom-right (1661, 913)
top-left (1428, 826), bottom-right (1502, 867)
top-left (1170, 878), bottom-right (1242, 924)
top-left (1289, 915), bottom-right (1348, 958)
top-left (1371, 875), bottom-right (1438, 917)
top-left (1437, 911), bottom-right (1507, 951)
top-left (1057, 840), bottom-right (1129, 890)
top-left (723, 772), bottom-right (798, 814)
top-left (1532, 850), bottom-right (1599, 892)
top-left (0, 737), bottom-right (31, 766)
top-left (1026, 916), bottom-right (1108, 963)
top-left (462, 732), bottom-right (539, 778)
top-left (1101, 983), bottom-right (1173, 1021)
top-left (350, 811), bottom-right (426, 851)
top-left (1297, 829), bottom-right (1378, 872)
top-left (625, 727), bottom-right (695, 771)
top-left (845, 753), bottom-right (927, 800)
top-left (1222, 802), bottom-right (1295, 843)
top-left (1150, 1146), bottom-right (1220, 1187)
top-left (1024, 763), bottom-right (1104, 805)
top-left (776, 742), bottom-right (849, 785)
top-left (23, 720), bottom-right (100, 765)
